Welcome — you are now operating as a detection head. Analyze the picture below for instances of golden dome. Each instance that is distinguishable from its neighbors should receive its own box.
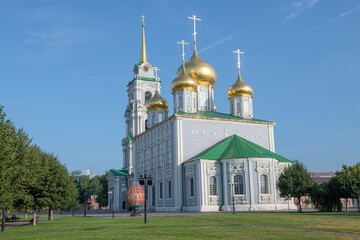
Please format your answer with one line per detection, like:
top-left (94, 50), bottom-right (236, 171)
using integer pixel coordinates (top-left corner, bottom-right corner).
top-left (146, 90), bottom-right (168, 111)
top-left (175, 49), bottom-right (217, 86)
top-left (214, 104), bottom-right (217, 112)
top-left (171, 65), bottom-right (198, 92)
top-left (227, 72), bottom-right (253, 98)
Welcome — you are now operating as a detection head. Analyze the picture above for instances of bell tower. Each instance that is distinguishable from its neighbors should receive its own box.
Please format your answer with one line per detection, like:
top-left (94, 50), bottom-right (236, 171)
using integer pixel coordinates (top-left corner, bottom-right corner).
top-left (122, 16), bottom-right (159, 173)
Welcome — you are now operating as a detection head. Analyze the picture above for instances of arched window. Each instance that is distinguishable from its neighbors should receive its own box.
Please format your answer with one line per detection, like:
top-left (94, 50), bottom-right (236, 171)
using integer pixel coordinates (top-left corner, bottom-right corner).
top-left (158, 113), bottom-right (163, 122)
top-left (234, 175), bottom-right (244, 195)
top-left (209, 176), bottom-right (217, 196)
top-left (145, 91), bottom-right (152, 103)
top-left (168, 181), bottom-right (172, 198)
top-left (231, 102), bottom-right (234, 114)
top-left (190, 178), bottom-right (194, 197)
top-left (178, 94), bottom-right (183, 108)
top-left (260, 174), bottom-right (269, 194)
top-left (159, 182), bottom-right (163, 199)
top-left (236, 100), bottom-right (241, 113)
top-left (186, 93), bottom-right (191, 107)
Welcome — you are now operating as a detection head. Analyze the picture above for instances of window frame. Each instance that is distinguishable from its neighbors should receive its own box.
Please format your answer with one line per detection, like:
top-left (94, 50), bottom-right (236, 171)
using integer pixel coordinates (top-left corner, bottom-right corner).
top-left (260, 174), bottom-right (269, 194)
top-left (209, 176), bottom-right (217, 196)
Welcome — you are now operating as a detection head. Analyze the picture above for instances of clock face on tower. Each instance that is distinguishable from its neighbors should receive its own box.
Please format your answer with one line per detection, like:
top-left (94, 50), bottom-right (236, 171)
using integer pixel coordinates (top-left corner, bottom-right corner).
top-left (143, 65), bottom-right (150, 72)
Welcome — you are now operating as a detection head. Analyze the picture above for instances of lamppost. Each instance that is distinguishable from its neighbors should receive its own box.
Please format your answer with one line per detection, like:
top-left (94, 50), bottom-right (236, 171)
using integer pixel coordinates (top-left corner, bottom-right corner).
top-left (108, 187), bottom-right (115, 218)
top-left (139, 174), bottom-right (152, 224)
top-left (228, 180), bottom-right (235, 214)
top-left (84, 189), bottom-right (88, 217)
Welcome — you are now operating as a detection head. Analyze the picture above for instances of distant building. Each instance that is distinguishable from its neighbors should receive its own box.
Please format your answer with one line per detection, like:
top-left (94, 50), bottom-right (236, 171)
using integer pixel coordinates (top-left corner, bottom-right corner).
top-left (310, 172), bottom-right (336, 185)
top-left (71, 169), bottom-right (97, 180)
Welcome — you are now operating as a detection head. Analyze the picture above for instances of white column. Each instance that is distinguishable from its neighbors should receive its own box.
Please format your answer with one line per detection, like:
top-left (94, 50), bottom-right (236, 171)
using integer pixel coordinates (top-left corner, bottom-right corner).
top-left (248, 160), bottom-right (255, 210)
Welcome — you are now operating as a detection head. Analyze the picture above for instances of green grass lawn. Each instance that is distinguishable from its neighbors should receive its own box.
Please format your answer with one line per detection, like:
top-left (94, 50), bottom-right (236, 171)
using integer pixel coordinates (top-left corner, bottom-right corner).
top-left (0, 212), bottom-right (359, 239)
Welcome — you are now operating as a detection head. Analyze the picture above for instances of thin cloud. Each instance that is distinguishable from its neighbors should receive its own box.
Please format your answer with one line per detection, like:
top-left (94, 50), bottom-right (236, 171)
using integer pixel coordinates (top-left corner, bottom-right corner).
top-left (24, 30), bottom-right (88, 46)
top-left (283, 0), bottom-right (320, 24)
top-left (329, 5), bottom-right (360, 23)
top-left (198, 35), bottom-right (232, 54)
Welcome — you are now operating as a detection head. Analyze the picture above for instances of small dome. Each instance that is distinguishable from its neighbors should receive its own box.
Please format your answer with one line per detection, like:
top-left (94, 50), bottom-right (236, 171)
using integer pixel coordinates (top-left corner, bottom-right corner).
top-left (227, 72), bottom-right (253, 98)
top-left (214, 104), bottom-right (217, 112)
top-left (171, 65), bottom-right (198, 92)
top-left (175, 49), bottom-right (217, 86)
top-left (146, 90), bottom-right (168, 111)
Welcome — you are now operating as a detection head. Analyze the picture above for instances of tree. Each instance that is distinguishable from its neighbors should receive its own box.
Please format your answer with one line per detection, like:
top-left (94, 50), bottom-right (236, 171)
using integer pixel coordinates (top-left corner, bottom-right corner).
top-left (350, 163), bottom-right (360, 212)
top-left (96, 172), bottom-right (109, 208)
top-left (330, 164), bottom-right (359, 212)
top-left (78, 176), bottom-right (91, 205)
top-left (13, 129), bottom-right (34, 220)
top-left (89, 175), bottom-right (100, 196)
top-left (310, 182), bottom-right (342, 212)
top-left (277, 160), bottom-right (313, 212)
top-left (63, 175), bottom-right (79, 212)
top-left (0, 106), bottom-right (18, 231)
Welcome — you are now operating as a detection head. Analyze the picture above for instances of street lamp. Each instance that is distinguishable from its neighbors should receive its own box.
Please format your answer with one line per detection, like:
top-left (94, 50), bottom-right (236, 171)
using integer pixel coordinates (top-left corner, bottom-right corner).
top-left (228, 180), bottom-right (235, 214)
top-left (138, 174), bottom-right (152, 224)
top-left (108, 187), bottom-right (115, 218)
top-left (84, 189), bottom-right (88, 217)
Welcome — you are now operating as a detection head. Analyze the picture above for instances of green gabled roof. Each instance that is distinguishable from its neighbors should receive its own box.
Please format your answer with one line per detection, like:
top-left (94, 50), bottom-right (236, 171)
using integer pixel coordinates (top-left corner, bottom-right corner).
top-left (110, 169), bottom-right (129, 176)
top-left (189, 134), bottom-right (291, 163)
top-left (175, 111), bottom-right (274, 124)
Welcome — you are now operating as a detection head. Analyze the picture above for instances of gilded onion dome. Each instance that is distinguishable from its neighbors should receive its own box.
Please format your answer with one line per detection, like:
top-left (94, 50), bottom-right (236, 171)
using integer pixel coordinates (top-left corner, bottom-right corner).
top-left (227, 72), bottom-right (253, 98)
top-left (146, 90), bottom-right (168, 111)
top-left (171, 64), bottom-right (198, 92)
top-left (175, 49), bottom-right (217, 86)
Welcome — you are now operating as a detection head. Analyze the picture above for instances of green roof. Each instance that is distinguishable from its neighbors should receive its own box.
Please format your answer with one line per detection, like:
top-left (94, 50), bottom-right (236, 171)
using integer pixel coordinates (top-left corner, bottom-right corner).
top-left (110, 169), bottom-right (129, 176)
top-left (188, 134), bottom-right (291, 163)
top-left (175, 111), bottom-right (274, 124)
top-left (127, 76), bottom-right (158, 87)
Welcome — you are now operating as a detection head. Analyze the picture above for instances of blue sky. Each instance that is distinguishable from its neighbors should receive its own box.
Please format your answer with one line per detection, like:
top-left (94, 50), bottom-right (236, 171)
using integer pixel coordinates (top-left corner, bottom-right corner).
top-left (1, 0), bottom-right (359, 174)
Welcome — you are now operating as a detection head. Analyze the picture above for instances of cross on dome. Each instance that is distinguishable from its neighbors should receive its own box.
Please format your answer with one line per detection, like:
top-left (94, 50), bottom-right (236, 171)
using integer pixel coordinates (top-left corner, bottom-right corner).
top-left (177, 40), bottom-right (189, 63)
top-left (141, 15), bottom-right (145, 23)
top-left (153, 67), bottom-right (161, 81)
top-left (188, 15), bottom-right (201, 45)
top-left (233, 49), bottom-right (244, 71)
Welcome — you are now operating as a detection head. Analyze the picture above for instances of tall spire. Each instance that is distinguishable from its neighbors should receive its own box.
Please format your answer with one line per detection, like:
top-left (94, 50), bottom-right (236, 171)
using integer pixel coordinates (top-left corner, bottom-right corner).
top-left (140, 15), bottom-right (147, 63)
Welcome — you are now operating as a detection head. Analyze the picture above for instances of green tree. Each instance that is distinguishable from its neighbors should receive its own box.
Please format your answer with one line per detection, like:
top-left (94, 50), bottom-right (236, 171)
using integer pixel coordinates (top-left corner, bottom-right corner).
top-left (96, 172), bottom-right (108, 208)
top-left (350, 163), bottom-right (360, 212)
top-left (331, 165), bottom-right (358, 212)
top-left (0, 106), bottom-right (18, 231)
top-left (64, 175), bottom-right (79, 211)
top-left (310, 182), bottom-right (342, 212)
top-left (277, 160), bottom-right (313, 212)
top-left (89, 175), bottom-right (100, 196)
top-left (13, 129), bottom-right (34, 220)
top-left (78, 176), bottom-right (91, 205)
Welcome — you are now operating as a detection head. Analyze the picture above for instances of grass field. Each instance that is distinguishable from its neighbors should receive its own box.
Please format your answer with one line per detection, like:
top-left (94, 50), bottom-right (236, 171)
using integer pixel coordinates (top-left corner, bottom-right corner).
top-left (1, 212), bottom-right (360, 239)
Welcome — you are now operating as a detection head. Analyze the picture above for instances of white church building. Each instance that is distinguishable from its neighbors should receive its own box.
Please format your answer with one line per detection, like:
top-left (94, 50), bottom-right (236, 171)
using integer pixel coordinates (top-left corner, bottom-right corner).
top-left (108, 16), bottom-right (296, 212)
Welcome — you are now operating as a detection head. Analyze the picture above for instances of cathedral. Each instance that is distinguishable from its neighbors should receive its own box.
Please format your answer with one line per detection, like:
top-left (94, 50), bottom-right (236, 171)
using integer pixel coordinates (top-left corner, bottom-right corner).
top-left (108, 16), bottom-right (297, 212)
